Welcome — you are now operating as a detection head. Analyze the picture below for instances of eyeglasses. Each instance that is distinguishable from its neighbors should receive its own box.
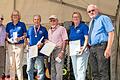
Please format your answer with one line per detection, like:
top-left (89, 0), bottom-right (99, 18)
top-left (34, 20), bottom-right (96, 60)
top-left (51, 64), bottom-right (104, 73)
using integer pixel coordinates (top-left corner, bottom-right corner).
top-left (49, 19), bottom-right (56, 22)
top-left (0, 18), bottom-right (4, 20)
top-left (12, 14), bottom-right (19, 16)
top-left (87, 9), bottom-right (95, 13)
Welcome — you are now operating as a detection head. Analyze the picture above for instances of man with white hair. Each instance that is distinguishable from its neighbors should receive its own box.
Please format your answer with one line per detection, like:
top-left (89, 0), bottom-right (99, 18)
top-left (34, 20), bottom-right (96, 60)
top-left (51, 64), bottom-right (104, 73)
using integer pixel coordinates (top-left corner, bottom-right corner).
top-left (48, 15), bottom-right (68, 80)
top-left (0, 15), bottom-right (6, 79)
top-left (87, 4), bottom-right (114, 80)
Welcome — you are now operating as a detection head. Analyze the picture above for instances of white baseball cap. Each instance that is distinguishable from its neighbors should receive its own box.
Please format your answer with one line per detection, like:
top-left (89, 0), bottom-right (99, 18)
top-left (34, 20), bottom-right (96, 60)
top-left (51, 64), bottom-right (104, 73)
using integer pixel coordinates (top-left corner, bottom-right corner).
top-left (49, 15), bottom-right (58, 19)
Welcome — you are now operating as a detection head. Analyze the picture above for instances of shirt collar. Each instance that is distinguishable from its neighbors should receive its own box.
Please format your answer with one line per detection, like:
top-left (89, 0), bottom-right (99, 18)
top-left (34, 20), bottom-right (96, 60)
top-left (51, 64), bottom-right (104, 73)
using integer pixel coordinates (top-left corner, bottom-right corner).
top-left (94, 14), bottom-right (101, 20)
top-left (50, 25), bottom-right (59, 31)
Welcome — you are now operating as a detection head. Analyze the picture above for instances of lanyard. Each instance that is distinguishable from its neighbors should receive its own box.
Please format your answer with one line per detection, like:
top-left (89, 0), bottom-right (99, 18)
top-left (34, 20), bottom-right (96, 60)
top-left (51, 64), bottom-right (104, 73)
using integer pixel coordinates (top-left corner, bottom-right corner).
top-left (34, 26), bottom-right (40, 37)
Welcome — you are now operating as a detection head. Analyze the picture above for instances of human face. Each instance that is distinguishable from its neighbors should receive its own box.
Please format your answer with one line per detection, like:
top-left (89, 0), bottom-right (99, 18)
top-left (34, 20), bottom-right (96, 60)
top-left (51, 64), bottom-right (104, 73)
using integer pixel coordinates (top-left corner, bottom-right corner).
top-left (87, 5), bottom-right (99, 18)
top-left (33, 16), bottom-right (41, 27)
top-left (72, 13), bottom-right (80, 24)
top-left (49, 18), bottom-right (58, 28)
top-left (11, 11), bottom-right (19, 22)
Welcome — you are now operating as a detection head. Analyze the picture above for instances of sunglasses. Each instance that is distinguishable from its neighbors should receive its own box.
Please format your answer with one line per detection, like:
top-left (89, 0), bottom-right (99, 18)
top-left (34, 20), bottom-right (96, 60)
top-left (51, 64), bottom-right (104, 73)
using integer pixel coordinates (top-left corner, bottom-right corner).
top-left (88, 9), bottom-right (95, 13)
top-left (49, 19), bottom-right (56, 22)
top-left (0, 18), bottom-right (4, 20)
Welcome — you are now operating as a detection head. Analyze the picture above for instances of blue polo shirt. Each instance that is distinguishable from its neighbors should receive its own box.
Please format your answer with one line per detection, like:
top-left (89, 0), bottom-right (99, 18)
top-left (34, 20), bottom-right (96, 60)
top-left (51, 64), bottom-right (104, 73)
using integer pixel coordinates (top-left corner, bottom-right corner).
top-left (27, 25), bottom-right (48, 56)
top-left (69, 22), bottom-right (89, 46)
top-left (6, 21), bottom-right (27, 44)
top-left (27, 25), bottom-right (48, 46)
top-left (89, 14), bottom-right (114, 45)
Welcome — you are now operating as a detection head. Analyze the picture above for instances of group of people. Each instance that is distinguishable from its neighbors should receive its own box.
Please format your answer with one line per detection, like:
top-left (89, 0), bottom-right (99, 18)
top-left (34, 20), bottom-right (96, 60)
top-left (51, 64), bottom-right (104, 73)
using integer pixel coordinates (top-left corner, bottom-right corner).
top-left (0, 4), bottom-right (114, 80)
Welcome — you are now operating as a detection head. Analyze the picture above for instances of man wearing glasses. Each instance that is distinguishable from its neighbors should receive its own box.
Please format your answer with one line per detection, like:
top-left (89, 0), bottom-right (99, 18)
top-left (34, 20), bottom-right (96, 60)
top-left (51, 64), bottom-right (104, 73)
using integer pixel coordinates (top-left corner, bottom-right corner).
top-left (48, 15), bottom-right (68, 80)
top-left (87, 4), bottom-right (114, 80)
top-left (0, 15), bottom-right (6, 79)
top-left (6, 10), bottom-right (27, 80)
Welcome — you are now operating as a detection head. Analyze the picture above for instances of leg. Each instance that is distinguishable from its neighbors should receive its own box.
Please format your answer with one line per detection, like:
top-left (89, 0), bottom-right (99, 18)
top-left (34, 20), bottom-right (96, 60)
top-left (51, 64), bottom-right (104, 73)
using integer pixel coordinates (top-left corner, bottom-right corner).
top-left (76, 48), bottom-right (90, 80)
top-left (8, 44), bottom-right (16, 80)
top-left (89, 47), bottom-right (100, 80)
top-left (71, 56), bottom-right (77, 80)
top-left (15, 44), bottom-right (24, 80)
top-left (50, 52), bottom-right (56, 80)
top-left (0, 47), bottom-right (6, 75)
top-left (55, 52), bottom-right (64, 80)
top-left (35, 56), bottom-right (45, 80)
top-left (97, 45), bottom-right (110, 80)
top-left (26, 54), bottom-right (35, 80)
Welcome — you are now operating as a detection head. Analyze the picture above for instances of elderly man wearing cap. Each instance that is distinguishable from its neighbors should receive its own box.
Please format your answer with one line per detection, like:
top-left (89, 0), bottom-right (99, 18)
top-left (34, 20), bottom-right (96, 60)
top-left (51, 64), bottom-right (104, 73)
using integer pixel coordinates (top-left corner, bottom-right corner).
top-left (0, 15), bottom-right (6, 79)
top-left (48, 15), bottom-right (68, 80)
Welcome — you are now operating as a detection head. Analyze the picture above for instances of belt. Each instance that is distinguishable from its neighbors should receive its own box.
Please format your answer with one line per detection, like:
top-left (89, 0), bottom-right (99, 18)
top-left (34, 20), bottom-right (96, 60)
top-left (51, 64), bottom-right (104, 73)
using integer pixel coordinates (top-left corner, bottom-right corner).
top-left (0, 46), bottom-right (4, 48)
top-left (7, 41), bottom-right (20, 45)
top-left (91, 42), bottom-right (107, 47)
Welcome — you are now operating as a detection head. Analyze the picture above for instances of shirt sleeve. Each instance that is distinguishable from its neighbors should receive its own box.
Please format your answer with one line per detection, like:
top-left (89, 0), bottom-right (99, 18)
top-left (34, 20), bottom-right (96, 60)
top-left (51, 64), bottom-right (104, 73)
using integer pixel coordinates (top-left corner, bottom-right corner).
top-left (83, 24), bottom-right (89, 35)
top-left (43, 28), bottom-right (48, 40)
top-left (26, 30), bottom-right (29, 38)
top-left (61, 27), bottom-right (68, 41)
top-left (0, 27), bottom-right (6, 45)
top-left (6, 23), bottom-right (9, 33)
top-left (22, 22), bottom-right (27, 33)
top-left (102, 16), bottom-right (114, 32)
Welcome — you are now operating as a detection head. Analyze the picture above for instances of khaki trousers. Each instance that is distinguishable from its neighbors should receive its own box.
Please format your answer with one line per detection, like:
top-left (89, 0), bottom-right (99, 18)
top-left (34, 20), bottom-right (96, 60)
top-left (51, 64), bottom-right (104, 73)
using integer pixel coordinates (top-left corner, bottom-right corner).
top-left (7, 43), bottom-right (24, 80)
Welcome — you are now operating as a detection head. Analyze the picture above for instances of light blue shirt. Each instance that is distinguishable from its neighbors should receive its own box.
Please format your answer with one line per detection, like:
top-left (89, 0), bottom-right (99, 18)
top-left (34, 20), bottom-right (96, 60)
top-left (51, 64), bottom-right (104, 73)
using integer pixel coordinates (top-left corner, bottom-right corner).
top-left (89, 14), bottom-right (114, 45)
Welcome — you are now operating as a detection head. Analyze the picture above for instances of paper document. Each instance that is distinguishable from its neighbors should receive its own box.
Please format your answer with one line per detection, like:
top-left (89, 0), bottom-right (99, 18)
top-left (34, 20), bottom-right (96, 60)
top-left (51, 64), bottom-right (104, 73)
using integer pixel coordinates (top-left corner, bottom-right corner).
top-left (13, 32), bottom-right (17, 43)
top-left (40, 41), bottom-right (56, 56)
top-left (28, 45), bottom-right (38, 58)
top-left (37, 36), bottom-right (44, 45)
top-left (69, 40), bottom-right (80, 56)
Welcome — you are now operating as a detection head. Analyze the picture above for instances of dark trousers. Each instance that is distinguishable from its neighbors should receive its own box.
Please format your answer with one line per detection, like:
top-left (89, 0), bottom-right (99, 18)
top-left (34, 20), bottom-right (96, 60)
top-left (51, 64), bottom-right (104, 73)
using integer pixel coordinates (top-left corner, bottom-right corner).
top-left (0, 46), bottom-right (5, 76)
top-left (89, 42), bottom-right (110, 80)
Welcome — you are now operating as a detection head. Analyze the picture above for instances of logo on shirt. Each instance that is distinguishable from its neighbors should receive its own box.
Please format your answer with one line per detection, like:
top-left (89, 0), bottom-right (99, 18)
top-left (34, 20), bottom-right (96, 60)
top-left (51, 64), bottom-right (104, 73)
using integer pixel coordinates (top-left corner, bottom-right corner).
top-left (17, 26), bottom-right (22, 30)
top-left (39, 31), bottom-right (43, 34)
top-left (76, 30), bottom-right (80, 33)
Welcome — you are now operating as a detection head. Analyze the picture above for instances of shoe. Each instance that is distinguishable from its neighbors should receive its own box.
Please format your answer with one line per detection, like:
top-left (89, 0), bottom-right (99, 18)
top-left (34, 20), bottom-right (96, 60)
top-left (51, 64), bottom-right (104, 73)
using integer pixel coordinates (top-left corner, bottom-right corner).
top-left (5, 75), bottom-right (10, 80)
top-left (1, 73), bottom-right (5, 80)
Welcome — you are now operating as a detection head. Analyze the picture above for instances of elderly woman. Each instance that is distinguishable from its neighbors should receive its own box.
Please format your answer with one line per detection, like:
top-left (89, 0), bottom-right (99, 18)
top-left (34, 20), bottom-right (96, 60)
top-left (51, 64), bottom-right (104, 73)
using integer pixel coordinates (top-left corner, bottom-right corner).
top-left (69, 12), bottom-right (90, 80)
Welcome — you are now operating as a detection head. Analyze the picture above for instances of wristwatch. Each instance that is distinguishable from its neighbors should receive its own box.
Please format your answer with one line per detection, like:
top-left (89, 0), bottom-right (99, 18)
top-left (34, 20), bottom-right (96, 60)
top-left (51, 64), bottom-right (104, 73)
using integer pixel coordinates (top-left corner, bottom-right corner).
top-left (61, 50), bottom-right (64, 53)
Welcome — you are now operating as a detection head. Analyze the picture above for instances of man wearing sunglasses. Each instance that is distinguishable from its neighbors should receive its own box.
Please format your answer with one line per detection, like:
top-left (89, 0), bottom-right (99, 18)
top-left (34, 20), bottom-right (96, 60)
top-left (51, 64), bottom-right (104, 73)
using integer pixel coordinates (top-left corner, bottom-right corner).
top-left (48, 15), bottom-right (68, 80)
top-left (87, 4), bottom-right (114, 80)
top-left (0, 15), bottom-right (6, 79)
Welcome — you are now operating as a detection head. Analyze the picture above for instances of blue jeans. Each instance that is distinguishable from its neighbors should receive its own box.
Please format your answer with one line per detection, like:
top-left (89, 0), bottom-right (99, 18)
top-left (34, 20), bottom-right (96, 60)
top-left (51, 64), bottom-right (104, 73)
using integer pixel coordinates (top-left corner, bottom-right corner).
top-left (71, 48), bottom-right (89, 80)
top-left (26, 55), bottom-right (45, 80)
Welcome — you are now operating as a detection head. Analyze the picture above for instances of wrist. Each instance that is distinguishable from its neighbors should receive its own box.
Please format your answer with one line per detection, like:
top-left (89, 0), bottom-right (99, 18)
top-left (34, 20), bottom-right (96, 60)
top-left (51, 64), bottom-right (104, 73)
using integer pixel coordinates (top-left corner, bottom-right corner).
top-left (61, 50), bottom-right (64, 53)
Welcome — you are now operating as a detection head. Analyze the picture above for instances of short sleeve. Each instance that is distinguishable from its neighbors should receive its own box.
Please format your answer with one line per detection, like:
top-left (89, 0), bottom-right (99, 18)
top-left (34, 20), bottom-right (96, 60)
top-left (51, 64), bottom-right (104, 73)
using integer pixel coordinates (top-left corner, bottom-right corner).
top-left (22, 22), bottom-right (27, 33)
top-left (83, 24), bottom-right (89, 35)
top-left (61, 27), bottom-right (68, 41)
top-left (102, 16), bottom-right (114, 32)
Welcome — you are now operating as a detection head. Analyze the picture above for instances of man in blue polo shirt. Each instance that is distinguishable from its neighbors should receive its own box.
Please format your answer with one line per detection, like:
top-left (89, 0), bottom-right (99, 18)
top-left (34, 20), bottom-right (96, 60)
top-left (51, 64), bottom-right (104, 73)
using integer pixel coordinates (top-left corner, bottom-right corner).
top-left (87, 4), bottom-right (114, 80)
top-left (6, 10), bottom-right (27, 80)
top-left (26, 14), bottom-right (48, 80)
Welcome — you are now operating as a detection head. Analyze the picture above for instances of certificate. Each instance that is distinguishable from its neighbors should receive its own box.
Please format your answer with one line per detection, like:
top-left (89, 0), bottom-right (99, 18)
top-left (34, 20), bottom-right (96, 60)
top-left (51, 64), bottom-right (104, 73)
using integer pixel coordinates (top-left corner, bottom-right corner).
top-left (13, 32), bottom-right (17, 43)
top-left (40, 41), bottom-right (56, 56)
top-left (28, 45), bottom-right (38, 58)
top-left (69, 40), bottom-right (80, 56)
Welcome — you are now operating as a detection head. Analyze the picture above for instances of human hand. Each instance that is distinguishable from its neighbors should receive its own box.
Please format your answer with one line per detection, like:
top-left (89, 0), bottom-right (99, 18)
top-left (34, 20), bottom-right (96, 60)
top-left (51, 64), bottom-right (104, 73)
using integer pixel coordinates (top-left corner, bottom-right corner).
top-left (78, 47), bottom-right (84, 55)
top-left (37, 43), bottom-right (44, 49)
top-left (58, 51), bottom-right (64, 59)
top-left (104, 48), bottom-right (111, 59)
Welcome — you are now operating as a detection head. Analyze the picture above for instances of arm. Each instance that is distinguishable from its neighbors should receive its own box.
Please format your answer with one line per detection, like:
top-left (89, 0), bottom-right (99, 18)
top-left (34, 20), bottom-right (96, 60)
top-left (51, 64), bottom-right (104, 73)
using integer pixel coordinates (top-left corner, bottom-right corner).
top-left (80, 35), bottom-right (88, 55)
top-left (58, 40), bottom-right (68, 59)
top-left (104, 31), bottom-right (114, 59)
